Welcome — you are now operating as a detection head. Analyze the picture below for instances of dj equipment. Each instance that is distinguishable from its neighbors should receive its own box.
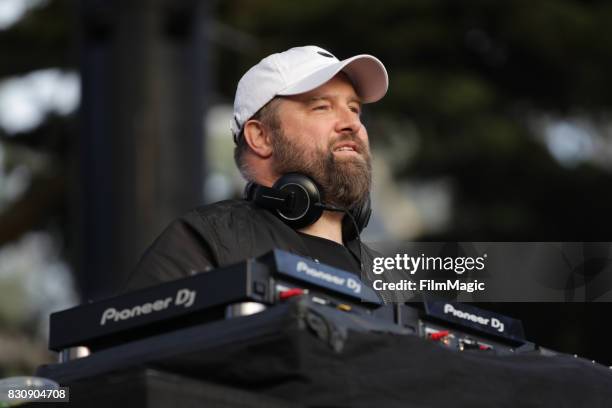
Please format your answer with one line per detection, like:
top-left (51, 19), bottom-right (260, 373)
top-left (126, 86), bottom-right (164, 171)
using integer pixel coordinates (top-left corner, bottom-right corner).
top-left (244, 173), bottom-right (371, 234)
top-left (396, 300), bottom-right (534, 355)
top-left (49, 250), bottom-right (382, 354)
top-left (42, 251), bottom-right (612, 408)
top-left (49, 249), bottom-right (539, 361)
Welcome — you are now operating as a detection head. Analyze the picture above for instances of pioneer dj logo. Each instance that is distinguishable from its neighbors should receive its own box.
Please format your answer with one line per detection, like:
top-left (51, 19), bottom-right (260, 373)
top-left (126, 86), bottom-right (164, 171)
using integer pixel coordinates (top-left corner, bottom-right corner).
top-left (296, 261), bottom-right (361, 294)
top-left (443, 303), bottom-right (505, 333)
top-left (99, 288), bottom-right (196, 326)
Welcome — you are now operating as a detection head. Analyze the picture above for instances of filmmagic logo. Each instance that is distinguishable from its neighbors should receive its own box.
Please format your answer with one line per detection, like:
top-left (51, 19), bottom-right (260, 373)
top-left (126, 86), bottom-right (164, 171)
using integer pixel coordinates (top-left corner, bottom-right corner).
top-left (443, 303), bottom-right (505, 333)
top-left (296, 261), bottom-right (361, 294)
top-left (100, 288), bottom-right (196, 326)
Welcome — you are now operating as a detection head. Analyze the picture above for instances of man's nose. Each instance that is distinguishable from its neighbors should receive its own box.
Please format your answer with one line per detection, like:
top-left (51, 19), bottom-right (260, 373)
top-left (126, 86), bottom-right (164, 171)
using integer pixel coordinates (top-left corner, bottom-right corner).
top-left (335, 107), bottom-right (362, 134)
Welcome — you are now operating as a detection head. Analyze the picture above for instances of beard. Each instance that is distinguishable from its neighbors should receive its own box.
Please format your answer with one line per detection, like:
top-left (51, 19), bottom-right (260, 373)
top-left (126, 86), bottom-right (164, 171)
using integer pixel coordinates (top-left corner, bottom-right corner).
top-left (270, 129), bottom-right (372, 210)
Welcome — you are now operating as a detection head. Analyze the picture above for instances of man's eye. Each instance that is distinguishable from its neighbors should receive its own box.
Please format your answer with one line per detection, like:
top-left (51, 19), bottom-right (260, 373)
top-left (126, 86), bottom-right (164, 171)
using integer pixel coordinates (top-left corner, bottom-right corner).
top-left (350, 106), bottom-right (361, 114)
top-left (313, 105), bottom-right (329, 110)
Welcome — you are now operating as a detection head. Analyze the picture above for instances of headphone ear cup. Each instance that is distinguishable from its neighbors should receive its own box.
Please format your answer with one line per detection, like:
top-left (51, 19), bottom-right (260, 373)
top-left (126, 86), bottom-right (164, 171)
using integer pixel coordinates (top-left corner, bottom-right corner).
top-left (344, 194), bottom-right (372, 240)
top-left (272, 173), bottom-right (324, 229)
top-left (243, 181), bottom-right (257, 200)
top-left (355, 194), bottom-right (372, 232)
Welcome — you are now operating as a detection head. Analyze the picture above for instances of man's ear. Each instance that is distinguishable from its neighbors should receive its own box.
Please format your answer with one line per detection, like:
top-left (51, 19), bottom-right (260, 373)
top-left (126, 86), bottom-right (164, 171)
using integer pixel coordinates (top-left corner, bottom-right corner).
top-left (243, 120), bottom-right (273, 158)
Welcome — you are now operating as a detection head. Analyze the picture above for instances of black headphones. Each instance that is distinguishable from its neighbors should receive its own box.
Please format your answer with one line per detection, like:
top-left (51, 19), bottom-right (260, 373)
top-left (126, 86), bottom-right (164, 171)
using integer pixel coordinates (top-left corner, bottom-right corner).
top-left (244, 173), bottom-right (371, 239)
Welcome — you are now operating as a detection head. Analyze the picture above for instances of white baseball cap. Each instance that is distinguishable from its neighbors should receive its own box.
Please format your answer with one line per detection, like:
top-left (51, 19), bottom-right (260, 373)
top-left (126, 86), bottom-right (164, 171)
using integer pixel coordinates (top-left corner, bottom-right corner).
top-left (231, 45), bottom-right (389, 141)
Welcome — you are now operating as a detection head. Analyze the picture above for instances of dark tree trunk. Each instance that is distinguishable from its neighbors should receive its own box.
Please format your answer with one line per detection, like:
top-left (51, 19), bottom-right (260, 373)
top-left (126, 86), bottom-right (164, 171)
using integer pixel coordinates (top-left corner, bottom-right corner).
top-left (76, 0), bottom-right (210, 299)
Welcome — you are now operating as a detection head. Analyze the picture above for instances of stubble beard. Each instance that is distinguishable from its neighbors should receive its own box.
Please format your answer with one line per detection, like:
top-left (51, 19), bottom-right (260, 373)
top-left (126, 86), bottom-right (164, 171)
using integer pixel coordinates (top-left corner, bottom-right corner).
top-left (271, 129), bottom-right (372, 210)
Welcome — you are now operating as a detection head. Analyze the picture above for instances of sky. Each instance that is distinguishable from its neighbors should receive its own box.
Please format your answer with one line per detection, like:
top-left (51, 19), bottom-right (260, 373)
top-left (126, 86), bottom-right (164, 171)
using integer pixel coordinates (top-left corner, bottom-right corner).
top-left (0, 0), bottom-right (45, 30)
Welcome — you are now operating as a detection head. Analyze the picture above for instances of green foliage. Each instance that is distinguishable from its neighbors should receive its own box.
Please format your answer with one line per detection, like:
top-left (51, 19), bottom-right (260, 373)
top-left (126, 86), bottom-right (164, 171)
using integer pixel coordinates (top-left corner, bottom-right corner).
top-left (217, 0), bottom-right (612, 240)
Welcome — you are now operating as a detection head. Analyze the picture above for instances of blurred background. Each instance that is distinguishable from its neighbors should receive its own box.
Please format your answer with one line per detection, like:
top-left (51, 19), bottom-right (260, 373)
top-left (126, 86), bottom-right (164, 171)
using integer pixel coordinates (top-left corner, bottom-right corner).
top-left (1, 0), bottom-right (612, 376)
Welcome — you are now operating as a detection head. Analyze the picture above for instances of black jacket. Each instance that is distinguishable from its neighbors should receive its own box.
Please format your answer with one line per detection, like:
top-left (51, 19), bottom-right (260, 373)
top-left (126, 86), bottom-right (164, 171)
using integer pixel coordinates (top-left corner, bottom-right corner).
top-left (123, 199), bottom-right (379, 292)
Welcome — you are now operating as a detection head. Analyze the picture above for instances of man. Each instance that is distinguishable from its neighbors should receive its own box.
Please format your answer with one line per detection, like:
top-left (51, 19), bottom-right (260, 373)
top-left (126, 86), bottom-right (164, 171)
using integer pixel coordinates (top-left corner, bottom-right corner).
top-left (124, 45), bottom-right (388, 291)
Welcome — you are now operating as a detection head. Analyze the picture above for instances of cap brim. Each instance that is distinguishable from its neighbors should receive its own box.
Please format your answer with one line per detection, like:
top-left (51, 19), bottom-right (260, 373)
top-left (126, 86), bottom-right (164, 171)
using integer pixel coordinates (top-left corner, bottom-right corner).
top-left (277, 54), bottom-right (388, 103)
